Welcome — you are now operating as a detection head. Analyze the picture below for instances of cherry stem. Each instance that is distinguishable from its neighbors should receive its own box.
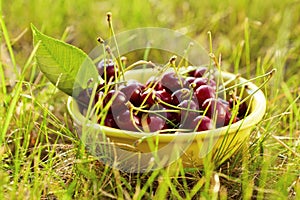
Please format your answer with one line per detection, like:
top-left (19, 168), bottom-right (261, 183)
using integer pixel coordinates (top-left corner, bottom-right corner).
top-left (192, 117), bottom-right (206, 132)
top-left (82, 82), bottom-right (101, 121)
top-left (130, 103), bottom-right (180, 114)
top-left (123, 60), bottom-right (155, 72)
top-left (96, 38), bottom-right (108, 83)
top-left (169, 55), bottom-right (184, 88)
top-left (106, 12), bottom-right (125, 82)
top-left (156, 98), bottom-right (204, 114)
top-left (218, 68), bottom-right (276, 94)
top-left (120, 56), bottom-right (127, 67)
top-left (219, 74), bottom-right (241, 90)
top-left (230, 69), bottom-right (276, 107)
top-left (128, 105), bottom-right (144, 133)
top-left (127, 102), bottom-right (179, 127)
top-left (135, 61), bottom-right (172, 112)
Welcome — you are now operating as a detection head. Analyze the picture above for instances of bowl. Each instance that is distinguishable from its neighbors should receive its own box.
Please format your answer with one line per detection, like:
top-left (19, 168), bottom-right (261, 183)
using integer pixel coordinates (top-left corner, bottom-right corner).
top-left (67, 68), bottom-right (266, 172)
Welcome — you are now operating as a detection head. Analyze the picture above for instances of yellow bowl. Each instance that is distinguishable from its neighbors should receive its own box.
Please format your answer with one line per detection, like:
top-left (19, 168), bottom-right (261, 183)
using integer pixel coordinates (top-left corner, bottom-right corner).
top-left (67, 68), bottom-right (266, 172)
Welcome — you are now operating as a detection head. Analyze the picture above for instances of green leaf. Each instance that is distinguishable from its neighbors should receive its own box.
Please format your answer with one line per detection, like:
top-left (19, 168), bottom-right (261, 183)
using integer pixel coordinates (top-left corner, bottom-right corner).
top-left (31, 24), bottom-right (98, 96)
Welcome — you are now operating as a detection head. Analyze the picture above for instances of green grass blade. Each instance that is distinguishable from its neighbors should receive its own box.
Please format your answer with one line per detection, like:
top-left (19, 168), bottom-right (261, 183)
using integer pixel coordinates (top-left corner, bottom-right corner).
top-left (0, 13), bottom-right (18, 76)
top-left (0, 41), bottom-right (40, 144)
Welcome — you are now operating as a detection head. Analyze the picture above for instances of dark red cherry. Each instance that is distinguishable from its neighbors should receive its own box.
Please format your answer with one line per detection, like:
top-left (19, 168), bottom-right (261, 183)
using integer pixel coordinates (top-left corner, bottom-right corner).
top-left (103, 90), bottom-right (128, 114)
top-left (144, 115), bottom-right (167, 132)
top-left (77, 88), bottom-right (102, 113)
top-left (102, 113), bottom-right (119, 128)
top-left (77, 88), bottom-right (93, 110)
top-left (96, 82), bottom-right (106, 92)
top-left (140, 88), bottom-right (172, 107)
top-left (160, 72), bottom-right (187, 92)
top-left (180, 115), bottom-right (213, 131)
top-left (103, 90), bottom-right (127, 106)
top-left (193, 116), bottom-right (213, 131)
top-left (191, 77), bottom-right (208, 89)
top-left (149, 103), bottom-right (174, 123)
top-left (195, 85), bottom-right (216, 107)
top-left (120, 81), bottom-right (145, 106)
top-left (97, 59), bottom-right (118, 82)
top-left (185, 76), bottom-right (196, 84)
top-left (177, 99), bottom-right (199, 123)
top-left (156, 89), bottom-right (172, 105)
top-left (192, 67), bottom-right (208, 77)
top-left (171, 88), bottom-right (195, 106)
top-left (116, 109), bottom-right (141, 131)
top-left (229, 97), bottom-right (248, 118)
top-left (191, 77), bottom-right (216, 90)
top-left (146, 77), bottom-right (164, 91)
top-left (202, 98), bottom-right (231, 127)
top-left (140, 89), bottom-right (157, 107)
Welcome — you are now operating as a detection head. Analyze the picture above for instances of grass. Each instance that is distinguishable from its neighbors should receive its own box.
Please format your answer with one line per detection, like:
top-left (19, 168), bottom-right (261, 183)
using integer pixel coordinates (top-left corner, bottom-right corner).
top-left (1, 0), bottom-right (299, 199)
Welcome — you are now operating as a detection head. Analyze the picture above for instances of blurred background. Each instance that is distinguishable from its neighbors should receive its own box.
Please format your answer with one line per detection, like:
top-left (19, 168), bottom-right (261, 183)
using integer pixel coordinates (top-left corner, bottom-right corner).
top-left (3, 0), bottom-right (300, 79)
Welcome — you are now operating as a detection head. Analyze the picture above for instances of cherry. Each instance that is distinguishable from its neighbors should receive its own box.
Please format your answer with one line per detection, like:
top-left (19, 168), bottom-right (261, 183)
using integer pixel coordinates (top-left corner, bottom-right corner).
top-left (177, 99), bottom-right (199, 123)
top-left (116, 109), bottom-right (141, 131)
top-left (103, 90), bottom-right (128, 114)
top-left (77, 88), bottom-right (102, 112)
top-left (76, 66), bottom-right (248, 132)
top-left (149, 103), bottom-right (174, 124)
top-left (97, 59), bottom-right (118, 82)
top-left (188, 67), bottom-right (207, 77)
top-left (191, 77), bottom-right (207, 89)
top-left (156, 89), bottom-right (173, 105)
top-left (77, 88), bottom-right (93, 109)
top-left (140, 88), bottom-right (172, 107)
top-left (229, 97), bottom-right (248, 118)
top-left (120, 81), bottom-right (145, 106)
top-left (195, 85), bottom-right (216, 107)
top-left (102, 113), bottom-right (119, 128)
top-left (160, 72), bottom-right (188, 93)
top-left (140, 89), bottom-right (157, 107)
top-left (191, 77), bottom-right (216, 90)
top-left (96, 82), bottom-right (105, 92)
top-left (146, 77), bottom-right (164, 91)
top-left (171, 88), bottom-right (195, 106)
top-left (180, 115), bottom-right (213, 132)
top-left (143, 114), bottom-right (167, 132)
top-left (201, 98), bottom-right (231, 127)
top-left (192, 116), bottom-right (213, 131)
top-left (185, 76), bottom-right (196, 85)
top-left (185, 76), bottom-right (196, 84)
top-left (219, 98), bottom-right (229, 107)
top-left (103, 90), bottom-right (127, 106)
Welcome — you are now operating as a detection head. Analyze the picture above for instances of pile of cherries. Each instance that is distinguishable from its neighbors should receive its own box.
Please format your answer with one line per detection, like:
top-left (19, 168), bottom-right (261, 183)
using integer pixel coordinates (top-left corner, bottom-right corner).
top-left (76, 59), bottom-right (248, 133)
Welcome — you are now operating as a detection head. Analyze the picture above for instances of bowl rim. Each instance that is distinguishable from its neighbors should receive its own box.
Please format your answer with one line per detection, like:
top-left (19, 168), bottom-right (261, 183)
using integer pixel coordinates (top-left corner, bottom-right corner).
top-left (67, 70), bottom-right (266, 141)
